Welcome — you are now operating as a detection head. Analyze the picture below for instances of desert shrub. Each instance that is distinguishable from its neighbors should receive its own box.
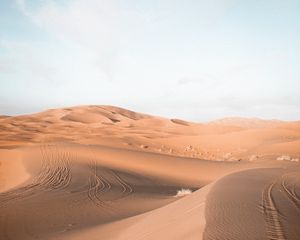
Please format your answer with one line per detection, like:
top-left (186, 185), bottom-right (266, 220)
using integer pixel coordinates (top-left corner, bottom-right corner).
top-left (175, 188), bottom-right (192, 197)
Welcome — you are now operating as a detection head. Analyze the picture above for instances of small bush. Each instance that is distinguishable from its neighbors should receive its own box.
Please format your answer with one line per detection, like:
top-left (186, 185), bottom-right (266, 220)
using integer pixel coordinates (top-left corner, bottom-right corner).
top-left (276, 155), bottom-right (299, 162)
top-left (277, 155), bottom-right (291, 161)
top-left (175, 188), bottom-right (192, 197)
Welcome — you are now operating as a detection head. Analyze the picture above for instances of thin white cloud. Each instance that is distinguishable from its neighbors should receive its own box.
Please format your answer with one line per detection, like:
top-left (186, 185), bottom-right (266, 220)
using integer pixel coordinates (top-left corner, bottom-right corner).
top-left (15, 0), bottom-right (27, 13)
top-left (0, 0), bottom-right (299, 120)
top-left (15, 0), bottom-right (143, 80)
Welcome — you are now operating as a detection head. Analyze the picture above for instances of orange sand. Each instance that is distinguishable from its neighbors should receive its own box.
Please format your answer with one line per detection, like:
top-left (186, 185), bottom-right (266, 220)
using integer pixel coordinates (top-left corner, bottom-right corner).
top-left (0, 105), bottom-right (299, 239)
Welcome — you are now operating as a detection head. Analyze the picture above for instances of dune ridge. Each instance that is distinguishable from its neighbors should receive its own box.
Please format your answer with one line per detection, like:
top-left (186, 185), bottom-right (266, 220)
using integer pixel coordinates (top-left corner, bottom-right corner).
top-left (0, 105), bottom-right (299, 239)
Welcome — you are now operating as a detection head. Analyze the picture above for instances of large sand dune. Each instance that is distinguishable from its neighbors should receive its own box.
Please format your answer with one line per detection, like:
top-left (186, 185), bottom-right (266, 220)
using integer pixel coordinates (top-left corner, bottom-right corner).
top-left (0, 105), bottom-right (299, 239)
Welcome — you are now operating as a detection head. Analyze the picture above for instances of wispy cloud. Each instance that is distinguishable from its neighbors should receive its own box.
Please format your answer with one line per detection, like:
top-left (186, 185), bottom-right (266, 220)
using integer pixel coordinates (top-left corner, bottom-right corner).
top-left (0, 0), bottom-right (299, 120)
top-left (15, 0), bottom-right (143, 80)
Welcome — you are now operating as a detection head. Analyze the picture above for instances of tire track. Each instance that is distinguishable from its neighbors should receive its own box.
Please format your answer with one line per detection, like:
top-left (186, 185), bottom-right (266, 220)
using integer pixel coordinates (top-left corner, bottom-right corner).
top-left (88, 146), bottom-right (134, 202)
top-left (112, 171), bottom-right (133, 195)
top-left (87, 161), bottom-right (107, 207)
top-left (0, 144), bottom-right (72, 206)
top-left (0, 146), bottom-right (49, 205)
top-left (87, 149), bottom-right (115, 214)
top-left (281, 173), bottom-right (300, 212)
top-left (0, 144), bottom-right (74, 239)
top-left (108, 170), bottom-right (134, 201)
top-left (40, 144), bottom-right (72, 191)
top-left (262, 181), bottom-right (286, 240)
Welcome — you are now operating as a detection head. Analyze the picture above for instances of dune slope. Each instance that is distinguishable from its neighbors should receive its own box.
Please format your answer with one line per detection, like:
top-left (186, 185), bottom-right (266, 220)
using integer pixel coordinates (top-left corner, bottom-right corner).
top-left (0, 105), bottom-right (299, 240)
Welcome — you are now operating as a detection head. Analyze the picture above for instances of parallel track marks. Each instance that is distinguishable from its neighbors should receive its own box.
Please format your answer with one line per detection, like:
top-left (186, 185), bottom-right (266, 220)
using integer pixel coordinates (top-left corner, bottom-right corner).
top-left (108, 170), bottom-right (134, 201)
top-left (87, 157), bottom-right (115, 214)
top-left (0, 144), bottom-right (72, 206)
top-left (281, 173), bottom-right (300, 212)
top-left (262, 181), bottom-right (286, 240)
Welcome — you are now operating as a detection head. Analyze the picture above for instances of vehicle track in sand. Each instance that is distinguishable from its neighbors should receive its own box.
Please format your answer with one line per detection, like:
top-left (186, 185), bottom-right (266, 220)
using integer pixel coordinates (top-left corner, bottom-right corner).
top-left (87, 160), bottom-right (115, 213)
top-left (109, 170), bottom-right (134, 201)
top-left (0, 144), bottom-right (74, 240)
top-left (38, 144), bottom-right (72, 191)
top-left (262, 180), bottom-right (286, 240)
top-left (0, 144), bottom-right (72, 206)
top-left (86, 146), bottom-right (119, 214)
top-left (86, 146), bottom-right (136, 214)
top-left (281, 172), bottom-right (300, 212)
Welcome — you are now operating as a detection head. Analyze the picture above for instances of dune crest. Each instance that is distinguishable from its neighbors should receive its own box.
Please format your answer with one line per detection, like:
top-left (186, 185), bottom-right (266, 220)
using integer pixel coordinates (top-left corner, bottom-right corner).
top-left (0, 105), bottom-right (299, 239)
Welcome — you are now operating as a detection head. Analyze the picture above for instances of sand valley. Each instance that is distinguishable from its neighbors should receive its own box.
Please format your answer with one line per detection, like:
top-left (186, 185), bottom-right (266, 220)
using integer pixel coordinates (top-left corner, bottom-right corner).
top-left (0, 105), bottom-right (299, 239)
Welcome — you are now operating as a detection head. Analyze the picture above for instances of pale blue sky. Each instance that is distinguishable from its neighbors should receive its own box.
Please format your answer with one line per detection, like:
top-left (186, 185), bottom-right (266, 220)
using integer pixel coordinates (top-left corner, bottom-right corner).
top-left (0, 0), bottom-right (300, 121)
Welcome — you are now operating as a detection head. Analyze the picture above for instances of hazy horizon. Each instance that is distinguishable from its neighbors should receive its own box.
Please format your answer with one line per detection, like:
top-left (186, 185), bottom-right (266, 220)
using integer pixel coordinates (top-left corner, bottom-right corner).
top-left (1, 0), bottom-right (300, 121)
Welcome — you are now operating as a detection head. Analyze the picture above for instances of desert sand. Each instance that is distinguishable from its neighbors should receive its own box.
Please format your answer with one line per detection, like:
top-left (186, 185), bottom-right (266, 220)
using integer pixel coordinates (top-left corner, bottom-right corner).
top-left (0, 105), bottom-right (299, 240)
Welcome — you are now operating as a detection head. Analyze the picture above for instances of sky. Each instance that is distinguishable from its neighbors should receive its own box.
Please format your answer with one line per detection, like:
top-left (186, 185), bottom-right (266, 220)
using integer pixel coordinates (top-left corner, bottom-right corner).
top-left (0, 0), bottom-right (300, 121)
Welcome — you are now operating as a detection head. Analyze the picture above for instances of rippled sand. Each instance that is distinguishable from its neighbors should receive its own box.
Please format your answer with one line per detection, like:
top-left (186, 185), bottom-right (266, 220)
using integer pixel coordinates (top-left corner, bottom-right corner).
top-left (1, 106), bottom-right (299, 239)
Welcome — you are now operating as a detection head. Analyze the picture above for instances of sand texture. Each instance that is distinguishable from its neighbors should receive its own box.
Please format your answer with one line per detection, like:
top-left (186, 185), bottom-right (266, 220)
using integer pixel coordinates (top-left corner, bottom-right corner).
top-left (0, 105), bottom-right (299, 239)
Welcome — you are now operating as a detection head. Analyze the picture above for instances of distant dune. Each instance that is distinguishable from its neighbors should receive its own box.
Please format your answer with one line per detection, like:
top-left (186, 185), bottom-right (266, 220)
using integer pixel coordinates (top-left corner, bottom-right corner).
top-left (0, 105), bottom-right (299, 239)
top-left (209, 116), bottom-right (291, 128)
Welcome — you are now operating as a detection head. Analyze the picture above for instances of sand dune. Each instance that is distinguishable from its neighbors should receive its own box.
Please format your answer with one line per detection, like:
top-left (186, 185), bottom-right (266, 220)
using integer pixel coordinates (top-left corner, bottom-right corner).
top-left (0, 105), bottom-right (299, 239)
top-left (204, 168), bottom-right (300, 240)
top-left (0, 149), bottom-right (29, 193)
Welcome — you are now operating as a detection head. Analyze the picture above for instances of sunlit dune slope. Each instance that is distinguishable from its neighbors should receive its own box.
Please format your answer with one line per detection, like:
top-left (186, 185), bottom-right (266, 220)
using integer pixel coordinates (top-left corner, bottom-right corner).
top-left (1, 105), bottom-right (299, 161)
top-left (0, 105), bottom-right (299, 240)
